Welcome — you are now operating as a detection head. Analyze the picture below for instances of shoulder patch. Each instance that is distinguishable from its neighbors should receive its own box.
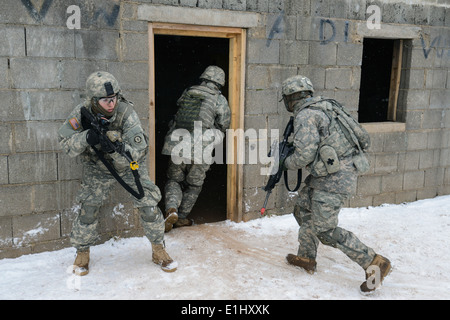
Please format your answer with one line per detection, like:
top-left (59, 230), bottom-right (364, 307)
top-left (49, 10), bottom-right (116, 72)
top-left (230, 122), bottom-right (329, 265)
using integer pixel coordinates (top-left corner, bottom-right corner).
top-left (69, 117), bottom-right (80, 130)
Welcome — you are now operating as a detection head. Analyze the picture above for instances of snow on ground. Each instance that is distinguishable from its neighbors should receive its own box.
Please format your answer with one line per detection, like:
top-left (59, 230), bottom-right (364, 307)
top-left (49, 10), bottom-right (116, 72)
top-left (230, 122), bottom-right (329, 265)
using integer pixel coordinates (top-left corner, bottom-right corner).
top-left (1, 196), bottom-right (450, 300)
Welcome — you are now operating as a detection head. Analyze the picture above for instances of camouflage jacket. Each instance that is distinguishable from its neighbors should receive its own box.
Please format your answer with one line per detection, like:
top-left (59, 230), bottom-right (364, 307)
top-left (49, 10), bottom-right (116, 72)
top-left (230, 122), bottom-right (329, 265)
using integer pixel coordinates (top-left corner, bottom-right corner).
top-left (58, 99), bottom-right (148, 172)
top-left (162, 83), bottom-right (231, 162)
top-left (284, 97), bottom-right (358, 195)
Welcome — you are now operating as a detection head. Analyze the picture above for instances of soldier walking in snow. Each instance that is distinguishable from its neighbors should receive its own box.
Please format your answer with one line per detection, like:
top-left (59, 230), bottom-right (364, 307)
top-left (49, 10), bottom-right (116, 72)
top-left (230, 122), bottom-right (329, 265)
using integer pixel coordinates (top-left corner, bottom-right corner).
top-left (59, 71), bottom-right (177, 275)
top-left (162, 66), bottom-right (231, 232)
top-left (280, 75), bottom-right (391, 293)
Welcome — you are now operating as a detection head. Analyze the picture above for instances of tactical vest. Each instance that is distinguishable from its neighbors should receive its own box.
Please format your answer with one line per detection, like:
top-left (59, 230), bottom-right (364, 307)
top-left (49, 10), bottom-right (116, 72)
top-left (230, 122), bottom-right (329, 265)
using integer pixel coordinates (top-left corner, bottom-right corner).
top-left (301, 98), bottom-right (371, 176)
top-left (174, 85), bottom-right (219, 132)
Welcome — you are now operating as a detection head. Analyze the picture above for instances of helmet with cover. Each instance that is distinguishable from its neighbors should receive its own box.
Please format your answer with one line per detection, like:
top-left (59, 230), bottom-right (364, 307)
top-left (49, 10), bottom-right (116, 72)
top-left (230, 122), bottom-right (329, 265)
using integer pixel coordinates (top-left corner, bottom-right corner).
top-left (281, 75), bottom-right (314, 112)
top-left (199, 66), bottom-right (226, 88)
top-left (85, 71), bottom-right (121, 117)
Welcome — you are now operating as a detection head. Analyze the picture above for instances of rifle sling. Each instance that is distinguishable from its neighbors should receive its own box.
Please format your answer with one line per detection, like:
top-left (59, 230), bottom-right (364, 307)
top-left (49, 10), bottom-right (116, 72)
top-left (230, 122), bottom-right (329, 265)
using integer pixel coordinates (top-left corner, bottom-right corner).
top-left (91, 145), bottom-right (145, 200)
top-left (284, 169), bottom-right (302, 192)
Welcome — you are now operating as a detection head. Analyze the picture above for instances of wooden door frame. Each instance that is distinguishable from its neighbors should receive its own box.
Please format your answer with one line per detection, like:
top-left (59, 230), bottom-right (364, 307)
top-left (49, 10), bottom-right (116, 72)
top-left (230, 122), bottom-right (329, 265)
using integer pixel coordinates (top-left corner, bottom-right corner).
top-left (147, 22), bottom-right (245, 222)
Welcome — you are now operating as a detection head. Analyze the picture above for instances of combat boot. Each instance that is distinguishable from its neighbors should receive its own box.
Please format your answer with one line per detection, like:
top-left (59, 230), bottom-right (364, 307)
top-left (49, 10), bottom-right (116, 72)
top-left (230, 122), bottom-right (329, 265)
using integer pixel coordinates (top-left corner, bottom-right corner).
top-left (164, 208), bottom-right (178, 233)
top-left (151, 243), bottom-right (178, 273)
top-left (73, 249), bottom-right (90, 276)
top-left (173, 218), bottom-right (194, 228)
top-left (286, 254), bottom-right (317, 274)
top-left (360, 254), bottom-right (392, 293)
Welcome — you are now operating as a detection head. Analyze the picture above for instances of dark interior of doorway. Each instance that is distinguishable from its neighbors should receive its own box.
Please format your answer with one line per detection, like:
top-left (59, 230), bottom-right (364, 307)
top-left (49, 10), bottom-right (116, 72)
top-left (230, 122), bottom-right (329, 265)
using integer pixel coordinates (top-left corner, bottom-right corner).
top-left (154, 34), bottom-right (229, 224)
top-left (358, 38), bottom-right (394, 123)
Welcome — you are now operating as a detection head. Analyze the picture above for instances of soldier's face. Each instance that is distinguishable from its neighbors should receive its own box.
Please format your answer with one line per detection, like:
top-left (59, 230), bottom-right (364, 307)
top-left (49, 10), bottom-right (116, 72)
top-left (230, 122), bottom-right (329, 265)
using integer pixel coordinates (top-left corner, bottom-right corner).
top-left (98, 95), bottom-right (117, 114)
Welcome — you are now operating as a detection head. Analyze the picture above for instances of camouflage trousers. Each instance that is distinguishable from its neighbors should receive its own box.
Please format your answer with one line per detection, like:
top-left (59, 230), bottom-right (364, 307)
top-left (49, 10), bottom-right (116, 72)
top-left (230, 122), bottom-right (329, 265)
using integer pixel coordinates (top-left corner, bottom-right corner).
top-left (294, 186), bottom-right (376, 269)
top-left (164, 159), bottom-right (210, 218)
top-left (71, 162), bottom-right (165, 251)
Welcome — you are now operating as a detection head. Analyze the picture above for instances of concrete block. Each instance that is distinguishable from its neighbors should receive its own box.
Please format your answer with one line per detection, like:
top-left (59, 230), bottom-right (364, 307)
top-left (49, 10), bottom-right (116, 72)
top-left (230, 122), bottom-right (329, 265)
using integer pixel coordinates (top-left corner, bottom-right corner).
top-left (373, 192), bottom-right (396, 207)
top-left (26, 26), bottom-right (75, 58)
top-left (426, 69), bottom-right (447, 89)
top-left (382, 3), bottom-right (412, 25)
top-left (198, 0), bottom-right (224, 10)
top-left (430, 90), bottom-right (450, 109)
top-left (357, 175), bottom-right (381, 195)
top-left (0, 91), bottom-right (24, 121)
top-left (14, 122), bottom-right (61, 153)
top-left (297, 65), bottom-right (326, 90)
top-left (382, 173), bottom-right (404, 192)
top-left (419, 150), bottom-right (435, 169)
top-left (75, 30), bottom-right (119, 60)
top-left (337, 43), bottom-right (363, 66)
top-left (280, 40), bottom-right (309, 65)
top-left (347, 0), bottom-right (366, 20)
top-left (384, 132), bottom-right (407, 153)
top-left (268, 0), bottom-right (284, 13)
top-left (374, 153), bottom-right (398, 173)
top-left (107, 62), bottom-right (149, 90)
top-left (0, 124), bottom-right (11, 154)
top-left (325, 68), bottom-right (353, 90)
top-left (407, 131), bottom-right (428, 151)
top-left (285, 0), bottom-right (310, 15)
top-left (0, 217), bottom-right (12, 248)
top-left (58, 153), bottom-right (83, 181)
top-left (406, 90), bottom-right (431, 110)
top-left (0, 157), bottom-right (7, 184)
top-left (246, 0), bottom-right (269, 12)
top-left (10, 58), bottom-right (61, 89)
top-left (247, 38), bottom-right (279, 64)
top-left (309, 42), bottom-right (337, 65)
top-left (405, 69), bottom-right (425, 89)
top-left (245, 89), bottom-right (278, 115)
top-left (19, 90), bottom-right (81, 121)
top-left (59, 60), bottom-right (106, 90)
top-left (395, 190), bottom-right (418, 204)
top-left (0, 59), bottom-right (8, 89)
top-left (422, 110), bottom-right (443, 129)
top-left (122, 32), bottom-right (149, 61)
top-left (34, 181), bottom-right (79, 213)
top-left (266, 14), bottom-right (296, 41)
top-left (223, 0), bottom-right (246, 11)
top-left (0, 185), bottom-right (33, 217)
top-left (9, 153), bottom-right (58, 184)
top-left (404, 170), bottom-right (425, 190)
top-left (0, 26), bottom-right (26, 57)
top-left (12, 213), bottom-right (60, 246)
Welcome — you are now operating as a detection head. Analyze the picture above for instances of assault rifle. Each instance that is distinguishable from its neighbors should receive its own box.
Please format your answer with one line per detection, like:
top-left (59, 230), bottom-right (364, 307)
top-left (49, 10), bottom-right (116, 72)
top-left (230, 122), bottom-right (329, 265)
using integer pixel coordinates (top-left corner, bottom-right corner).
top-left (260, 116), bottom-right (302, 215)
top-left (80, 106), bottom-right (144, 199)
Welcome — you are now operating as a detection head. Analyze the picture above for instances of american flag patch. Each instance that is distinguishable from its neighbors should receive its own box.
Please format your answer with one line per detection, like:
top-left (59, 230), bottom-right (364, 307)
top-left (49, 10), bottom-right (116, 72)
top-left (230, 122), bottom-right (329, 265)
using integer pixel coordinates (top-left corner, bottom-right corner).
top-left (69, 117), bottom-right (80, 130)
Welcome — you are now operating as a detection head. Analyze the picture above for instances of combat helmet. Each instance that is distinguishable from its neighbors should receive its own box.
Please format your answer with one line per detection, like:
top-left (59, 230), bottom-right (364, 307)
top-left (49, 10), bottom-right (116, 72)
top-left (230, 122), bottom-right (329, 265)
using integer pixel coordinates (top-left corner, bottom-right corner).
top-left (282, 75), bottom-right (314, 97)
top-left (86, 71), bottom-right (121, 101)
top-left (281, 75), bottom-right (314, 112)
top-left (200, 66), bottom-right (226, 87)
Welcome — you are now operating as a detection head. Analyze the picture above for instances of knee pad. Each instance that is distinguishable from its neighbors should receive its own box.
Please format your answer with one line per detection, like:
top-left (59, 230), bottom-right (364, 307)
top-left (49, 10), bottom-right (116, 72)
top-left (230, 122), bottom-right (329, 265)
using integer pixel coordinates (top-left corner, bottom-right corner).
top-left (79, 205), bottom-right (99, 225)
top-left (140, 206), bottom-right (161, 223)
top-left (317, 227), bottom-right (344, 248)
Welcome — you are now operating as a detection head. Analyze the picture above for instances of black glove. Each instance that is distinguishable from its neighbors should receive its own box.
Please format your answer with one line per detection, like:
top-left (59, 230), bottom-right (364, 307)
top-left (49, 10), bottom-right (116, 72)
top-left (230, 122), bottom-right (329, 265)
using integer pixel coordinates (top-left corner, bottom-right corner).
top-left (86, 129), bottom-right (100, 146)
top-left (100, 135), bottom-right (115, 153)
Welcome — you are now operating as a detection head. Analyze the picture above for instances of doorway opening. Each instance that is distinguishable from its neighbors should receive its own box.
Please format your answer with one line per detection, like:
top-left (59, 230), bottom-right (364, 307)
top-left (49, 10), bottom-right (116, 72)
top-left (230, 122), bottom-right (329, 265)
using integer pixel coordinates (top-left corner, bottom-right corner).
top-left (147, 23), bottom-right (246, 223)
top-left (154, 35), bottom-right (229, 224)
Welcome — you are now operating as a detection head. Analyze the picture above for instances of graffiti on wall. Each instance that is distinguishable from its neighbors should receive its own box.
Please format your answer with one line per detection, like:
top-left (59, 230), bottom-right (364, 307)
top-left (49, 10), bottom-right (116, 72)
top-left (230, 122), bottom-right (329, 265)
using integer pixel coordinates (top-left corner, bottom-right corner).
top-left (421, 34), bottom-right (450, 60)
top-left (21, 0), bottom-right (120, 28)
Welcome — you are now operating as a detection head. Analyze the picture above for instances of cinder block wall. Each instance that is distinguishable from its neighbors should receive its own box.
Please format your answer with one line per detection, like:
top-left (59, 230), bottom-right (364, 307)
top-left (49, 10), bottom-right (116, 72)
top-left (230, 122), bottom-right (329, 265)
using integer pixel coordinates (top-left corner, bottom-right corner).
top-left (1, 0), bottom-right (449, 258)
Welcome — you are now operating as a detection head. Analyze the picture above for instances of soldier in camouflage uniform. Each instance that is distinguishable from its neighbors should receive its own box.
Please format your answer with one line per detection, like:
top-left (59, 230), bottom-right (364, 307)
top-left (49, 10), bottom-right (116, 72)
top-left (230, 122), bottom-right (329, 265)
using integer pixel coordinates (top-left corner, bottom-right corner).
top-left (59, 71), bottom-right (177, 275)
top-left (281, 75), bottom-right (391, 293)
top-left (162, 66), bottom-right (231, 231)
